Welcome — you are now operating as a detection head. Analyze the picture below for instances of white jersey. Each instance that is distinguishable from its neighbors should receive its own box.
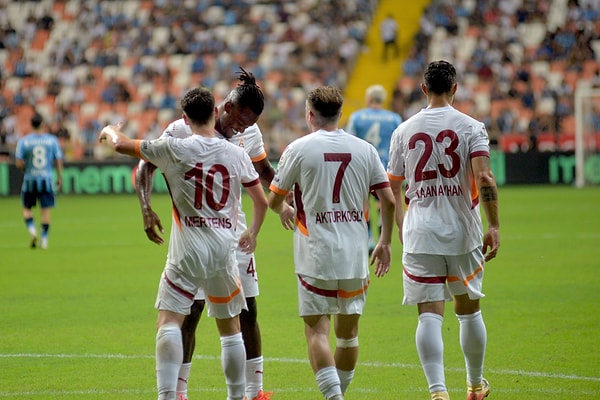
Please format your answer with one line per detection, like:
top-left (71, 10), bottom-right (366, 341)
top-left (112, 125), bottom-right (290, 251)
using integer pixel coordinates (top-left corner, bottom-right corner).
top-left (271, 129), bottom-right (390, 280)
top-left (161, 119), bottom-right (268, 234)
top-left (138, 134), bottom-right (259, 280)
top-left (387, 105), bottom-right (490, 255)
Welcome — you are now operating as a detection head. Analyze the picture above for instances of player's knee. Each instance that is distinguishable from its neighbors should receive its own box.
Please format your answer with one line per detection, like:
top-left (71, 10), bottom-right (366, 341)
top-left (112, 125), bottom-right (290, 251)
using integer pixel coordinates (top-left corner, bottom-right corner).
top-left (454, 294), bottom-right (480, 315)
top-left (336, 337), bottom-right (359, 349)
top-left (181, 299), bottom-right (205, 333)
top-left (190, 299), bottom-right (205, 318)
top-left (240, 297), bottom-right (258, 326)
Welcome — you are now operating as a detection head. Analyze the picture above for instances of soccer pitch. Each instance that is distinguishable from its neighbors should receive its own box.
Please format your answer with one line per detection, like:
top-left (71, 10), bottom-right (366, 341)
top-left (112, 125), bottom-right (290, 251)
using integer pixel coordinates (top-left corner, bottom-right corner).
top-left (1, 185), bottom-right (599, 399)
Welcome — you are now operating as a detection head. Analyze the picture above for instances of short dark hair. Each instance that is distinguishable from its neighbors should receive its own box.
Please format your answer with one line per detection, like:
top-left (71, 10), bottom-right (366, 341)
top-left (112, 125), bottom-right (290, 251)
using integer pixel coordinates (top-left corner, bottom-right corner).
top-left (307, 86), bottom-right (343, 122)
top-left (31, 112), bottom-right (43, 129)
top-left (423, 60), bottom-right (457, 95)
top-left (228, 67), bottom-right (264, 116)
top-left (180, 87), bottom-right (215, 125)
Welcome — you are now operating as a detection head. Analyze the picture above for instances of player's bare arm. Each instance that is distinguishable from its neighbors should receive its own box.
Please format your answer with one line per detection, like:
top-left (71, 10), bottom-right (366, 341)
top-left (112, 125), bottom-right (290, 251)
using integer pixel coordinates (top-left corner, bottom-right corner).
top-left (98, 123), bottom-right (139, 158)
top-left (253, 158), bottom-right (276, 191)
top-left (100, 125), bottom-right (164, 245)
top-left (238, 182), bottom-right (268, 254)
top-left (136, 159), bottom-right (164, 245)
top-left (370, 186), bottom-right (395, 277)
top-left (472, 155), bottom-right (500, 262)
top-left (267, 191), bottom-right (295, 230)
top-left (389, 178), bottom-right (405, 244)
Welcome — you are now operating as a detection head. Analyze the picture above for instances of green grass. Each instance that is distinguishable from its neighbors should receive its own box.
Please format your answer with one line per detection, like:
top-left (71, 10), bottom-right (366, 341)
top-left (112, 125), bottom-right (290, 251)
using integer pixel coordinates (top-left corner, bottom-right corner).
top-left (1, 185), bottom-right (599, 399)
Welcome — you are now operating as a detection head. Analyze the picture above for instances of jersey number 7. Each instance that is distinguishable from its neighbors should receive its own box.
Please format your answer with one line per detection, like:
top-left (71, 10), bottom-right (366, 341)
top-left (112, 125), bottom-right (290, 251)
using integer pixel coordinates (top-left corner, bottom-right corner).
top-left (324, 153), bottom-right (352, 204)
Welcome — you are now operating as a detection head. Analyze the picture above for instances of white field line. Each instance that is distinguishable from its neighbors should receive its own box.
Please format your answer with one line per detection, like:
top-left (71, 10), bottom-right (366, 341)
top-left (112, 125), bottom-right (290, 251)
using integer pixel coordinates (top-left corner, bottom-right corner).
top-left (1, 354), bottom-right (599, 398)
top-left (2, 387), bottom-right (599, 398)
top-left (1, 352), bottom-right (599, 382)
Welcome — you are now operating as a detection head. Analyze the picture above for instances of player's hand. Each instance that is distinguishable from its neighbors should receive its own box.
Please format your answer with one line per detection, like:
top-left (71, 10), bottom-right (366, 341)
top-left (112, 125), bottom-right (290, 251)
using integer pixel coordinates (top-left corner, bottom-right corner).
top-left (143, 208), bottom-right (164, 245)
top-left (98, 122), bottom-right (125, 144)
top-left (370, 242), bottom-right (391, 277)
top-left (238, 230), bottom-right (257, 254)
top-left (482, 227), bottom-right (499, 262)
top-left (279, 203), bottom-right (296, 230)
top-left (284, 191), bottom-right (295, 207)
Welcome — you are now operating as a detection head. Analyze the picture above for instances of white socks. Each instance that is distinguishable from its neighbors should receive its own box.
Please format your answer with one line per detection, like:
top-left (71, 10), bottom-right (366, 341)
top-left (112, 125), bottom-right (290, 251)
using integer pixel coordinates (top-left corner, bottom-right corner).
top-left (336, 368), bottom-right (355, 394)
top-left (457, 310), bottom-right (487, 385)
top-left (416, 312), bottom-right (445, 393)
top-left (221, 332), bottom-right (246, 400)
top-left (156, 323), bottom-right (183, 400)
top-left (245, 355), bottom-right (264, 399)
top-left (176, 362), bottom-right (192, 397)
top-left (315, 366), bottom-right (342, 399)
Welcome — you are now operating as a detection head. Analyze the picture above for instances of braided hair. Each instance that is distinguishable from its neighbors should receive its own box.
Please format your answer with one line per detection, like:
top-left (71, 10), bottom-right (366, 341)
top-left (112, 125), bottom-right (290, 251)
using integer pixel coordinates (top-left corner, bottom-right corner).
top-left (228, 67), bottom-right (265, 116)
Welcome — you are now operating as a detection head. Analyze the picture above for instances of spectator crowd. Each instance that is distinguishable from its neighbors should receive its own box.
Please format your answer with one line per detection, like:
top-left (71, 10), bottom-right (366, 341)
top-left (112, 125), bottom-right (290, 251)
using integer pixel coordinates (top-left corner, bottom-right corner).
top-left (392, 0), bottom-right (600, 153)
top-left (0, 0), bottom-right (599, 161)
top-left (0, 0), bottom-right (376, 161)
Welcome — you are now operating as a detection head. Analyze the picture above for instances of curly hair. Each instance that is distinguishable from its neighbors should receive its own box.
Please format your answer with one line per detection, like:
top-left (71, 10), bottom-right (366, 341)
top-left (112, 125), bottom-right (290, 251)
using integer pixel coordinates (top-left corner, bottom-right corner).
top-left (227, 66), bottom-right (265, 116)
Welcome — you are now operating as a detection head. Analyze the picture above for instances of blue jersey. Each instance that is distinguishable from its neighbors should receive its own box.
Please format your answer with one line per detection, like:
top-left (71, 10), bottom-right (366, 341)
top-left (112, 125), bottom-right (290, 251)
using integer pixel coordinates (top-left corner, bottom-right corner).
top-left (15, 133), bottom-right (63, 193)
top-left (346, 108), bottom-right (402, 169)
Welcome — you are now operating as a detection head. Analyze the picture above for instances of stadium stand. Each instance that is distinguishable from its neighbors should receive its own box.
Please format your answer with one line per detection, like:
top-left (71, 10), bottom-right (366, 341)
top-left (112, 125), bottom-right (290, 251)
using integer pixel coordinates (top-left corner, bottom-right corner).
top-left (391, 0), bottom-right (600, 153)
top-left (0, 0), bottom-right (598, 162)
top-left (0, 0), bottom-right (377, 160)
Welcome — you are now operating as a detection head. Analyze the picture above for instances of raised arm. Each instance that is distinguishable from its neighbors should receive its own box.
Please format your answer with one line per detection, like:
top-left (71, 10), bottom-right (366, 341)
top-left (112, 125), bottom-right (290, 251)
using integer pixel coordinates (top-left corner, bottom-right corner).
top-left (98, 124), bottom-right (139, 157)
top-left (99, 124), bottom-right (166, 244)
top-left (471, 155), bottom-right (500, 262)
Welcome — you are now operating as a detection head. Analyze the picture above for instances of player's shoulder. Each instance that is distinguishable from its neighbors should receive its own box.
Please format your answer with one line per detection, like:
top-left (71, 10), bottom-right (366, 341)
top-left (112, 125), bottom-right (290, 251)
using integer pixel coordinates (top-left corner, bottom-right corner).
top-left (243, 123), bottom-right (262, 137)
top-left (164, 118), bottom-right (191, 139)
top-left (222, 137), bottom-right (247, 155)
top-left (343, 129), bottom-right (372, 144)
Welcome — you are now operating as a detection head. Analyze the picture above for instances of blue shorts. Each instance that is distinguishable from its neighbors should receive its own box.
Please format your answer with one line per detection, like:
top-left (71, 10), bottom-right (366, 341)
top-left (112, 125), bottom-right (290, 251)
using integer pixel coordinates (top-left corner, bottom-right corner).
top-left (21, 185), bottom-right (55, 209)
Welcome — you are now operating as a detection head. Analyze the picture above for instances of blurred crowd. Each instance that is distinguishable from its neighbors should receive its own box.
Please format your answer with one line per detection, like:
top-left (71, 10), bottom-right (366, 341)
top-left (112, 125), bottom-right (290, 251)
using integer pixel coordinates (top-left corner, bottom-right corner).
top-left (392, 0), bottom-right (600, 152)
top-left (0, 0), bottom-right (599, 162)
top-left (0, 0), bottom-right (376, 161)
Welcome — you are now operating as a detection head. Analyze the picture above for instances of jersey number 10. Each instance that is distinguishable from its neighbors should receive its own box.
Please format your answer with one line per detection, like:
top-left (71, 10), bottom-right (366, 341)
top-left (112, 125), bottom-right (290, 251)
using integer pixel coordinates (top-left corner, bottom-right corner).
top-left (185, 163), bottom-right (230, 210)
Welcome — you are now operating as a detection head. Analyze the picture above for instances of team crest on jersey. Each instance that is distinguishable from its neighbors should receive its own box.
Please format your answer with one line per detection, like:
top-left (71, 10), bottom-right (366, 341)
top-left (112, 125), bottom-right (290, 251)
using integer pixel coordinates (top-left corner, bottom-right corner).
top-left (278, 149), bottom-right (288, 167)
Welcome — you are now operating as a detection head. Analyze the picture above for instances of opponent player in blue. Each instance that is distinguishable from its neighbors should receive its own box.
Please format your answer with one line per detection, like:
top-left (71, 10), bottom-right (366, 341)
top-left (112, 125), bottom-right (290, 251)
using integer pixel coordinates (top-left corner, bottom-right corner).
top-left (346, 84), bottom-right (402, 252)
top-left (15, 112), bottom-right (63, 249)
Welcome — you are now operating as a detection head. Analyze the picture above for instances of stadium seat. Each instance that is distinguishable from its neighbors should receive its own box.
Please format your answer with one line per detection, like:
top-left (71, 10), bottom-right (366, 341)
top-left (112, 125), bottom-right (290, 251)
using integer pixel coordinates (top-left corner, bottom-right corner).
top-left (499, 134), bottom-right (530, 153)
top-left (558, 133), bottom-right (575, 152)
top-left (536, 133), bottom-right (557, 152)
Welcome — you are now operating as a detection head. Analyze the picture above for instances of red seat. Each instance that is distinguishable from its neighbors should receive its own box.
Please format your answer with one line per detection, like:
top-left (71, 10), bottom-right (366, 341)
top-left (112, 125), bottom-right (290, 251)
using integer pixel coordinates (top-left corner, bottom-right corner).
top-left (536, 132), bottom-right (557, 152)
top-left (499, 134), bottom-right (529, 153)
top-left (558, 133), bottom-right (575, 152)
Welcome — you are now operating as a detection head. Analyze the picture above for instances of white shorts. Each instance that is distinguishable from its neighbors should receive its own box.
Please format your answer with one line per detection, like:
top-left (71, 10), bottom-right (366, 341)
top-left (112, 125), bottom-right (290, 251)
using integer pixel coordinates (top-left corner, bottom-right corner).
top-left (296, 274), bottom-right (369, 317)
top-left (194, 250), bottom-right (259, 300)
top-left (401, 248), bottom-right (486, 305)
top-left (155, 266), bottom-right (247, 319)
